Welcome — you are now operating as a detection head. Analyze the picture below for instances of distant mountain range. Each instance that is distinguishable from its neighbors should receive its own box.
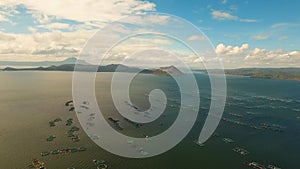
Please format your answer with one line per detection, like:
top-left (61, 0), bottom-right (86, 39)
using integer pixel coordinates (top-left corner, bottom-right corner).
top-left (225, 68), bottom-right (300, 81)
top-left (0, 57), bottom-right (185, 76)
top-left (0, 57), bottom-right (89, 67)
top-left (1, 64), bottom-right (185, 76)
top-left (1, 57), bottom-right (300, 82)
top-left (197, 67), bottom-right (300, 82)
top-left (2, 63), bottom-right (145, 72)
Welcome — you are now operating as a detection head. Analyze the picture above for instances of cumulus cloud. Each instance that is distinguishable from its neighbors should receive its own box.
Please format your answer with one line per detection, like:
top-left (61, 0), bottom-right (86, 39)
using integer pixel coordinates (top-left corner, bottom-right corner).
top-left (0, 0), bottom-right (160, 62)
top-left (0, 0), bottom-right (156, 25)
top-left (214, 43), bottom-right (300, 67)
top-left (244, 48), bottom-right (300, 63)
top-left (215, 43), bottom-right (249, 55)
top-left (0, 30), bottom-right (95, 61)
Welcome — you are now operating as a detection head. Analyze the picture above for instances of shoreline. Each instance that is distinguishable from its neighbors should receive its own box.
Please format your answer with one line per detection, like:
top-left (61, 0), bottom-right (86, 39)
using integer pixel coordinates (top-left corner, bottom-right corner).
top-left (2, 65), bottom-right (300, 82)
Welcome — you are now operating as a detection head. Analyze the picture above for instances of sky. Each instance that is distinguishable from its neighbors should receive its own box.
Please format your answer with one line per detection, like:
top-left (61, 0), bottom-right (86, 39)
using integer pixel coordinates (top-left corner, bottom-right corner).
top-left (0, 0), bottom-right (299, 68)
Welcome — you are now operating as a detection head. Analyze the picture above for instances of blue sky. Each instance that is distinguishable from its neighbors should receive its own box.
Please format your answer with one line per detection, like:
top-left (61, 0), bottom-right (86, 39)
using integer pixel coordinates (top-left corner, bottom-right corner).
top-left (0, 0), bottom-right (299, 68)
top-left (150, 0), bottom-right (300, 50)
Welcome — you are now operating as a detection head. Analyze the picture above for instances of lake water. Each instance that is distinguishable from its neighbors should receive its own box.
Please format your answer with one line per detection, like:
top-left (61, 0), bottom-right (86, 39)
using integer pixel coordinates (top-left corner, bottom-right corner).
top-left (0, 71), bottom-right (299, 169)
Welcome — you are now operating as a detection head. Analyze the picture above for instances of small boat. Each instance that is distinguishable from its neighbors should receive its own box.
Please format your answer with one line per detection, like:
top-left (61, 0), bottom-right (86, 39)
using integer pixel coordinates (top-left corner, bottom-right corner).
top-left (142, 134), bottom-right (151, 141)
top-left (31, 159), bottom-right (46, 169)
top-left (71, 126), bottom-right (80, 132)
top-left (124, 117), bottom-right (142, 127)
top-left (108, 117), bottom-right (119, 123)
top-left (67, 130), bottom-right (74, 137)
top-left (71, 135), bottom-right (80, 142)
top-left (233, 147), bottom-right (249, 155)
top-left (93, 159), bottom-right (108, 169)
top-left (49, 121), bottom-right (55, 127)
top-left (80, 105), bottom-right (89, 109)
top-left (66, 118), bottom-right (73, 126)
top-left (40, 151), bottom-right (50, 156)
top-left (40, 147), bottom-right (87, 157)
top-left (114, 123), bottom-right (124, 130)
top-left (193, 140), bottom-right (205, 147)
top-left (93, 159), bottom-right (105, 165)
top-left (246, 112), bottom-right (256, 115)
top-left (46, 135), bottom-right (56, 142)
top-left (222, 138), bottom-right (234, 143)
top-left (78, 146), bottom-right (87, 152)
top-left (97, 163), bottom-right (108, 169)
top-left (267, 164), bottom-right (281, 169)
top-left (53, 118), bottom-right (62, 122)
top-left (69, 107), bottom-right (75, 111)
top-left (69, 148), bottom-right (78, 153)
top-left (108, 117), bottom-right (123, 130)
top-left (229, 113), bottom-right (243, 118)
top-left (244, 162), bottom-right (266, 169)
top-left (65, 100), bottom-right (73, 106)
top-left (142, 134), bottom-right (149, 138)
top-left (51, 149), bottom-right (60, 155)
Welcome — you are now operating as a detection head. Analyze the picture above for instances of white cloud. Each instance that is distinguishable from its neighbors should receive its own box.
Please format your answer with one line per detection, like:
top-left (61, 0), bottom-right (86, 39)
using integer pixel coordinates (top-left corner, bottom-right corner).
top-left (0, 14), bottom-right (8, 22)
top-left (211, 10), bottom-right (237, 20)
top-left (243, 49), bottom-right (300, 67)
top-left (0, 30), bottom-right (95, 61)
top-left (239, 19), bottom-right (258, 23)
top-left (0, 1), bottom-right (296, 69)
top-left (192, 57), bottom-right (204, 63)
top-left (211, 10), bottom-right (258, 22)
top-left (221, 0), bottom-right (227, 4)
top-left (215, 43), bottom-right (249, 55)
top-left (0, 0), bottom-right (156, 25)
top-left (271, 22), bottom-right (300, 29)
top-left (213, 44), bottom-right (300, 68)
top-left (0, 5), bottom-right (18, 24)
top-left (0, 31), bottom-right (16, 41)
top-left (38, 22), bottom-right (71, 30)
top-left (0, 28), bottom-right (175, 63)
top-left (187, 35), bottom-right (206, 41)
top-left (31, 12), bottom-right (55, 24)
top-left (250, 35), bottom-right (270, 40)
top-left (117, 36), bottom-right (173, 48)
top-left (118, 14), bottom-right (170, 26)
top-left (0, 0), bottom-right (159, 62)
top-left (244, 48), bottom-right (300, 63)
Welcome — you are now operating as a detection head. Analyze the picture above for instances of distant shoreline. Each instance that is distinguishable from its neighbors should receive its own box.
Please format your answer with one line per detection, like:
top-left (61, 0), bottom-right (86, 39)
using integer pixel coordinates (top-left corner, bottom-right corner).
top-left (2, 64), bottom-right (300, 82)
top-left (196, 68), bottom-right (300, 82)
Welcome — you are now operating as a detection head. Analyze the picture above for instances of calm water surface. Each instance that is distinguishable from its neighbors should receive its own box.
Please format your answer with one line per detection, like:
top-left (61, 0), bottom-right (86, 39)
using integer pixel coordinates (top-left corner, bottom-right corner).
top-left (0, 71), bottom-right (299, 169)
